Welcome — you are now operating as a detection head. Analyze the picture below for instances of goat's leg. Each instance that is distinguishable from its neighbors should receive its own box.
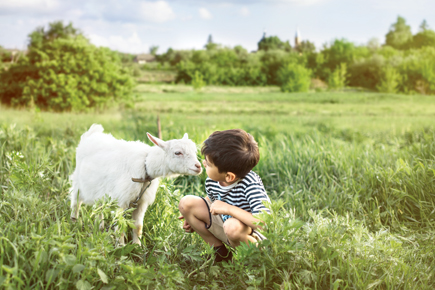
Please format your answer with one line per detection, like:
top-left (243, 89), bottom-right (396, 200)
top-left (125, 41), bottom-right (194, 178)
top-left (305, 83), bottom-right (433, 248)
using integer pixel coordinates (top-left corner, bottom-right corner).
top-left (131, 202), bottom-right (149, 245)
top-left (98, 213), bottom-right (105, 231)
top-left (114, 225), bottom-right (126, 246)
top-left (70, 190), bottom-right (82, 222)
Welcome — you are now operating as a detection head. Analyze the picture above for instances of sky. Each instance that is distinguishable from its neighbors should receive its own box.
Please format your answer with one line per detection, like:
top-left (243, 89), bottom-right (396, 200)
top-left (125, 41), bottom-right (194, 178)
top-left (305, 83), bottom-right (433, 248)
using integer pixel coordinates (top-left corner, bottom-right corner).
top-left (0, 0), bottom-right (434, 54)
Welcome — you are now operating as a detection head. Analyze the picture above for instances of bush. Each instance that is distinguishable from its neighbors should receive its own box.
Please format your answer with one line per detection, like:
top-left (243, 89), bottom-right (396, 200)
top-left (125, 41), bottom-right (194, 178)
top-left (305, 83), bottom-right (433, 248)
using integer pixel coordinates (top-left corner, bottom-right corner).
top-left (191, 71), bottom-right (205, 91)
top-left (277, 63), bottom-right (311, 92)
top-left (377, 66), bottom-right (401, 93)
top-left (327, 63), bottom-right (348, 90)
top-left (0, 22), bottom-right (134, 111)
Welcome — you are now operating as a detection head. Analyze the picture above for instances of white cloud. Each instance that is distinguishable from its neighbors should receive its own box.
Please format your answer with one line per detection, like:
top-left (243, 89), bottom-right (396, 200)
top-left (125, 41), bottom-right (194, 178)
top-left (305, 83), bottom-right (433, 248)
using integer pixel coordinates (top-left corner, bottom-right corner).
top-left (240, 6), bottom-right (249, 16)
top-left (140, 1), bottom-right (175, 23)
top-left (199, 7), bottom-right (212, 19)
top-left (89, 32), bottom-right (148, 53)
top-left (0, 0), bottom-right (58, 9)
top-left (275, 0), bottom-right (328, 5)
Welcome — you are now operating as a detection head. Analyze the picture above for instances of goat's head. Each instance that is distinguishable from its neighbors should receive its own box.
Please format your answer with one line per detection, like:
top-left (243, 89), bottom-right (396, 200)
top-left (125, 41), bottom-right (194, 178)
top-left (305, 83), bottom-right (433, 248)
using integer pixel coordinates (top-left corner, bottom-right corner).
top-left (147, 133), bottom-right (202, 176)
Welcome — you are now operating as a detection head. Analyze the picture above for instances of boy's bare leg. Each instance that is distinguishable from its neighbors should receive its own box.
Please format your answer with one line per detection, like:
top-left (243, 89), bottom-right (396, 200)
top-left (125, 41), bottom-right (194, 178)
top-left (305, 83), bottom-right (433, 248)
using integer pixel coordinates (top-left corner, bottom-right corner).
top-left (179, 195), bottom-right (223, 247)
top-left (223, 218), bottom-right (256, 247)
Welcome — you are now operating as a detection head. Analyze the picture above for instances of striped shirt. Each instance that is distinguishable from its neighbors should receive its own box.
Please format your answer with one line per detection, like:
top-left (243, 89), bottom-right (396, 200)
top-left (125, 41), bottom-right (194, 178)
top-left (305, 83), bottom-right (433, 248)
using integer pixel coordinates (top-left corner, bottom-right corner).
top-left (205, 171), bottom-right (271, 222)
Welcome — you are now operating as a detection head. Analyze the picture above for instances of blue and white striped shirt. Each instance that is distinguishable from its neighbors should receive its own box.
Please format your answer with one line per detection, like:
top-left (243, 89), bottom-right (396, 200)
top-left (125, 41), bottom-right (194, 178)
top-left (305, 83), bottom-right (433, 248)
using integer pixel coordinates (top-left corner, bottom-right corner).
top-left (205, 171), bottom-right (271, 222)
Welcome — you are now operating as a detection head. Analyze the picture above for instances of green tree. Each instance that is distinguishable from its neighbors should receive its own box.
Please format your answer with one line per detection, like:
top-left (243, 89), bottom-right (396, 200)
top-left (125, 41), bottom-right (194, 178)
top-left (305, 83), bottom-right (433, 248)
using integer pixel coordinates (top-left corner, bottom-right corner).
top-left (191, 71), bottom-right (206, 91)
top-left (420, 20), bottom-right (429, 31)
top-left (277, 62), bottom-right (311, 92)
top-left (0, 21), bottom-right (134, 111)
top-left (149, 45), bottom-right (159, 55)
top-left (410, 22), bottom-right (435, 49)
top-left (28, 21), bottom-right (80, 49)
top-left (258, 36), bottom-right (291, 52)
top-left (385, 16), bottom-right (413, 49)
top-left (376, 66), bottom-right (401, 93)
top-left (328, 63), bottom-right (348, 90)
top-left (296, 40), bottom-right (316, 54)
top-left (317, 39), bottom-right (367, 81)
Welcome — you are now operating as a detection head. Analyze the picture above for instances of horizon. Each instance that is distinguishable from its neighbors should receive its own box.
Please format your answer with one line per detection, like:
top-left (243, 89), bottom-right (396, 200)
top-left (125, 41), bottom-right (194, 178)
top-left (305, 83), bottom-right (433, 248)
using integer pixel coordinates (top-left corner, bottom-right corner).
top-left (0, 0), bottom-right (433, 54)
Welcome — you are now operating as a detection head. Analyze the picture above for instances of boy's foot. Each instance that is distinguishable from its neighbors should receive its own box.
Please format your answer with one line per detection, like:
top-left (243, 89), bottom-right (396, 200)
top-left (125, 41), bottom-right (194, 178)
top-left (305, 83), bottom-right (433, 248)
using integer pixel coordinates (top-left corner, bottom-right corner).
top-left (214, 245), bottom-right (232, 263)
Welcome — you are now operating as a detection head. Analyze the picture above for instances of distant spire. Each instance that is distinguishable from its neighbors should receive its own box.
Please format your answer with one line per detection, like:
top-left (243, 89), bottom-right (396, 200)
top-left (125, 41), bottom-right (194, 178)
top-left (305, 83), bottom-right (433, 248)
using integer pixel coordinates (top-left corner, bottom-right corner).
top-left (295, 26), bottom-right (301, 48)
top-left (262, 27), bottom-right (266, 39)
top-left (295, 26), bottom-right (301, 39)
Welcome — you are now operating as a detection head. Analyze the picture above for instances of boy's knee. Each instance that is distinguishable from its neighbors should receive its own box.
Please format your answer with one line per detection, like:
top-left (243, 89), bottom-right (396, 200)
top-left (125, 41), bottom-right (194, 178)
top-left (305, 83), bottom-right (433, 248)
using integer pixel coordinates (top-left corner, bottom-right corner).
top-left (223, 218), bottom-right (244, 241)
top-left (178, 195), bottom-right (197, 215)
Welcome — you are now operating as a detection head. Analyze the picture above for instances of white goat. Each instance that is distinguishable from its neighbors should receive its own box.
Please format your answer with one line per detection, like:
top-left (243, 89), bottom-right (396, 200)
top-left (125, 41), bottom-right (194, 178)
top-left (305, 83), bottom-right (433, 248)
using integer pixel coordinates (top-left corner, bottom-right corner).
top-left (70, 124), bottom-right (202, 245)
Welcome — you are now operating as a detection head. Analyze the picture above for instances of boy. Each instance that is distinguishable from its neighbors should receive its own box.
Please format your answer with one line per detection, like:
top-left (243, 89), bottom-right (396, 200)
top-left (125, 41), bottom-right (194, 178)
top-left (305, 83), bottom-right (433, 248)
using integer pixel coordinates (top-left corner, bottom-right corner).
top-left (178, 129), bottom-right (270, 262)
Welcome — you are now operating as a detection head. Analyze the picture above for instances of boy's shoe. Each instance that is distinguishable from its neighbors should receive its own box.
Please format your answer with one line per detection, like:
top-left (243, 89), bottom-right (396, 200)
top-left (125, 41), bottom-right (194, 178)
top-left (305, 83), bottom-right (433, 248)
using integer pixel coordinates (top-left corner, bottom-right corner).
top-left (214, 245), bottom-right (233, 263)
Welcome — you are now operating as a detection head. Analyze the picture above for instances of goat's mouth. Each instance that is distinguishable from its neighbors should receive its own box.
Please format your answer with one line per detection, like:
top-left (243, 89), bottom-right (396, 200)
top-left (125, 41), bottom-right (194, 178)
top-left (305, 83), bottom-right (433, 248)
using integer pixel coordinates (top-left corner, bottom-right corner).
top-left (190, 168), bottom-right (202, 174)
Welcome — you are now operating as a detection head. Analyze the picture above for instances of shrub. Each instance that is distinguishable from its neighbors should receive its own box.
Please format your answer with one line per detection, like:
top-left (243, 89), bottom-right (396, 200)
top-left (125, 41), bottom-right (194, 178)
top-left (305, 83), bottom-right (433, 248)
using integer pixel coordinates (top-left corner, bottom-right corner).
top-left (377, 66), bottom-right (401, 93)
top-left (191, 71), bottom-right (205, 91)
top-left (327, 63), bottom-right (348, 90)
top-left (277, 62), bottom-right (311, 92)
top-left (0, 22), bottom-right (134, 111)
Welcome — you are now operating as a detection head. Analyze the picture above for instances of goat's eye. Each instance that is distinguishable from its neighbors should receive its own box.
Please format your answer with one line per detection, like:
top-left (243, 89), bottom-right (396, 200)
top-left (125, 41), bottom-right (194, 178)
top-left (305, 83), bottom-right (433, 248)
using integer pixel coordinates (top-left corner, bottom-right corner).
top-left (175, 152), bottom-right (183, 156)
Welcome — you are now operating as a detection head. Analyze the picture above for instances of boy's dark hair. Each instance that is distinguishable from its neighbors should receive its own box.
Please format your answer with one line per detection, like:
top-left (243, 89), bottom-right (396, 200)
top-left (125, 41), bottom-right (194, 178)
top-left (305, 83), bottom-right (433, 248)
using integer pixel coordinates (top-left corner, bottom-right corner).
top-left (201, 129), bottom-right (260, 178)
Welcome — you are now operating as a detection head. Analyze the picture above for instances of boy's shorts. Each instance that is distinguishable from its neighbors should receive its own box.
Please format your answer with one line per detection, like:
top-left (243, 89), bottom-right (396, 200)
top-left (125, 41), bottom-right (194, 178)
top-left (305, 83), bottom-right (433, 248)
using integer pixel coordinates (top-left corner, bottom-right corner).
top-left (201, 197), bottom-right (266, 246)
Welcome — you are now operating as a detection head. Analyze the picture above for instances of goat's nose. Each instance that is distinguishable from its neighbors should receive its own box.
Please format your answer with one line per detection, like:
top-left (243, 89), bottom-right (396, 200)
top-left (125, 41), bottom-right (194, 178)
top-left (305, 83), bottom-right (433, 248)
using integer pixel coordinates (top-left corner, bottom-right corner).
top-left (195, 163), bottom-right (201, 169)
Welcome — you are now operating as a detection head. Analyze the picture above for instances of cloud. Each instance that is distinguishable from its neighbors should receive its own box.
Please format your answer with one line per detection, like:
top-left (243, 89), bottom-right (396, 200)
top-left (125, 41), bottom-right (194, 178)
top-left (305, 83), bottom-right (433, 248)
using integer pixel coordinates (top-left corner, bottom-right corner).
top-left (199, 7), bottom-right (212, 19)
top-left (0, 0), bottom-right (59, 14)
top-left (275, 0), bottom-right (328, 5)
top-left (89, 31), bottom-right (148, 53)
top-left (240, 6), bottom-right (249, 16)
top-left (140, 1), bottom-right (176, 23)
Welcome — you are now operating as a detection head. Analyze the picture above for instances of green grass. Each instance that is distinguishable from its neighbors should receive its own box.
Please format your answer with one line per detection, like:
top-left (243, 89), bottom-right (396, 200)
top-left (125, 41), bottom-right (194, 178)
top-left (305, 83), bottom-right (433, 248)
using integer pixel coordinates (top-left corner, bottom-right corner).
top-left (0, 86), bottom-right (434, 289)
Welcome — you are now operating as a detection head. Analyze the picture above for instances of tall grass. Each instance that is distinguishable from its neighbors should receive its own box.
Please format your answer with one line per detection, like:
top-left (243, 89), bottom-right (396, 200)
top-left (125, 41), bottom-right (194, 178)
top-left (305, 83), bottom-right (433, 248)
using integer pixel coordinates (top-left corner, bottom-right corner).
top-left (0, 90), bottom-right (434, 289)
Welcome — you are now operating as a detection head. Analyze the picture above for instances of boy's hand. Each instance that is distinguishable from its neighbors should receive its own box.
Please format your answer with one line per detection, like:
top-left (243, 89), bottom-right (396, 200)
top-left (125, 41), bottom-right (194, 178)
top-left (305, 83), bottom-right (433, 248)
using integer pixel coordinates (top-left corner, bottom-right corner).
top-left (210, 200), bottom-right (232, 216)
top-left (178, 216), bottom-right (195, 233)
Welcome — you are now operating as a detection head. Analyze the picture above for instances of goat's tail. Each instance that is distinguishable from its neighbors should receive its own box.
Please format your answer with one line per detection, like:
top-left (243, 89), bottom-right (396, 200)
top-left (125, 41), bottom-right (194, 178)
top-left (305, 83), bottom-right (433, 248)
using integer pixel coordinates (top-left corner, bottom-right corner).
top-left (81, 124), bottom-right (104, 140)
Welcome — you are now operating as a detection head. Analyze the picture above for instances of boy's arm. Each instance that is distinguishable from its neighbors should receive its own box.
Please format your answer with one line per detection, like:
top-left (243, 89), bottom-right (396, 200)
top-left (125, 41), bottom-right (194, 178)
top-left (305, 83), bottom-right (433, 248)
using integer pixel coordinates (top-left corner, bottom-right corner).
top-left (209, 200), bottom-right (263, 230)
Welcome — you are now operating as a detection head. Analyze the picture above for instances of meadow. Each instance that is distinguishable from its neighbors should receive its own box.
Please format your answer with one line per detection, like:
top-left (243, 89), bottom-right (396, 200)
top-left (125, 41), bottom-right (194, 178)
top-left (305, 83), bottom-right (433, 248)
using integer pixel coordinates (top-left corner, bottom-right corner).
top-left (0, 85), bottom-right (435, 289)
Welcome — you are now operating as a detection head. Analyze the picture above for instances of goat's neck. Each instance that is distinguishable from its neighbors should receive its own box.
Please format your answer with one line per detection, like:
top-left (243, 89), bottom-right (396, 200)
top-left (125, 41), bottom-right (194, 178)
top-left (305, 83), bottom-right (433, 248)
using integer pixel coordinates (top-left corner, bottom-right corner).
top-left (145, 146), bottom-right (174, 178)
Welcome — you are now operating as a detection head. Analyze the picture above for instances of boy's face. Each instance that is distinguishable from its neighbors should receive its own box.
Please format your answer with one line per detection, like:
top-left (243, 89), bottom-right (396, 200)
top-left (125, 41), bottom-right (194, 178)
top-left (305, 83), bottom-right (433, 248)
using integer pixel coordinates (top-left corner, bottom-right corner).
top-left (202, 156), bottom-right (227, 182)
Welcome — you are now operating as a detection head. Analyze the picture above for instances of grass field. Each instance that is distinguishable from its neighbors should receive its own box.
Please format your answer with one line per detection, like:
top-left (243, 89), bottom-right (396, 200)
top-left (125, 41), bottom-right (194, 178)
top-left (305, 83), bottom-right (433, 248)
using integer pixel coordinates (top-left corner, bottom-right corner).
top-left (1, 85), bottom-right (435, 289)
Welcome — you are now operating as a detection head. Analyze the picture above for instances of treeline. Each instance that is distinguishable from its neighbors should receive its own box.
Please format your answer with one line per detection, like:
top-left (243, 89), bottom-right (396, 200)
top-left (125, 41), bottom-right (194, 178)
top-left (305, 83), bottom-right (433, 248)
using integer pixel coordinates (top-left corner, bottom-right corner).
top-left (153, 16), bottom-right (435, 94)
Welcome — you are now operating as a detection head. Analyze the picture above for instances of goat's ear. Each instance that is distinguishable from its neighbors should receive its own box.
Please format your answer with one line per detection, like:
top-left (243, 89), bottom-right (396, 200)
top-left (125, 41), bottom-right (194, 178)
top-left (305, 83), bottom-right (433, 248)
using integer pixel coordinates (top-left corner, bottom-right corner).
top-left (147, 133), bottom-right (167, 149)
top-left (182, 133), bottom-right (188, 140)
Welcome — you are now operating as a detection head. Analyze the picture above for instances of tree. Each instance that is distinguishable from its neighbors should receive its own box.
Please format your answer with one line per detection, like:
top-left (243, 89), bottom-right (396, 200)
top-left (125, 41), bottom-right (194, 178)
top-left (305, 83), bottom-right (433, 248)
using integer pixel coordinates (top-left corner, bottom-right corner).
top-left (385, 16), bottom-right (413, 49)
top-left (149, 45), bottom-right (159, 55)
top-left (367, 38), bottom-right (381, 51)
top-left (0, 21), bottom-right (134, 111)
top-left (277, 62), bottom-right (311, 92)
top-left (420, 20), bottom-right (429, 31)
top-left (258, 36), bottom-right (291, 52)
top-left (411, 29), bottom-right (435, 49)
top-left (295, 40), bottom-right (316, 54)
top-left (328, 63), bottom-right (348, 90)
top-left (316, 39), bottom-right (366, 81)
top-left (376, 66), bottom-right (401, 93)
top-left (409, 21), bottom-right (435, 49)
top-left (28, 21), bottom-right (80, 49)
top-left (205, 34), bottom-right (219, 50)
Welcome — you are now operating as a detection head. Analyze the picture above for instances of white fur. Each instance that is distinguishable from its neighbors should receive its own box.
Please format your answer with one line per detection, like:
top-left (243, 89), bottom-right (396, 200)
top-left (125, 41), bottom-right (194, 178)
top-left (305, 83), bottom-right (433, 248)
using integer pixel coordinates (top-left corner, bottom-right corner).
top-left (70, 124), bottom-right (202, 245)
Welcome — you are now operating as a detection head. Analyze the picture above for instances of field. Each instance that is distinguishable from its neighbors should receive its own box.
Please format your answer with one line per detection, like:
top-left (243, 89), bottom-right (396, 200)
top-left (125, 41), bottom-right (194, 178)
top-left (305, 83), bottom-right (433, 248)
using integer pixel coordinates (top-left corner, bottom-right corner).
top-left (1, 85), bottom-right (435, 289)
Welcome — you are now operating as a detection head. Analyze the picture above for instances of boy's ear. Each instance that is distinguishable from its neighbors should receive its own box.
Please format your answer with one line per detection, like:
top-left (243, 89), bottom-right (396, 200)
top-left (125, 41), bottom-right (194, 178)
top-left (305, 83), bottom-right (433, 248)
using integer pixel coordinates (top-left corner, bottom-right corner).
top-left (225, 172), bottom-right (237, 183)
